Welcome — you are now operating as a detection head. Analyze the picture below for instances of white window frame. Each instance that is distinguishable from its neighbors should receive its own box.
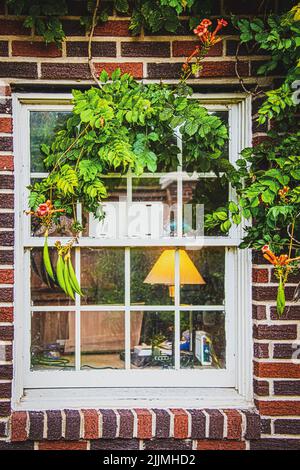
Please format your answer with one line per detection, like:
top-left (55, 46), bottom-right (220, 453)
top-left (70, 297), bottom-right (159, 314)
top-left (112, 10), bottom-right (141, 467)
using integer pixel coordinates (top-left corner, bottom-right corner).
top-left (12, 92), bottom-right (253, 408)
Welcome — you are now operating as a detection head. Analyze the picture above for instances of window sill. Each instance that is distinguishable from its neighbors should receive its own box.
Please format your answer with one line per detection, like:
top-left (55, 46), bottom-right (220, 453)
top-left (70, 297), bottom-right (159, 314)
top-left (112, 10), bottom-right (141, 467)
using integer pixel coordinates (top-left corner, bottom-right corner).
top-left (16, 387), bottom-right (253, 410)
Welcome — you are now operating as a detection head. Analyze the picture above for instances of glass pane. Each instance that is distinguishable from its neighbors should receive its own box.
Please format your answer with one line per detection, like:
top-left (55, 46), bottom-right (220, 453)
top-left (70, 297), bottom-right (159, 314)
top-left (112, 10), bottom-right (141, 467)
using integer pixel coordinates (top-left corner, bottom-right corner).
top-left (132, 177), bottom-right (177, 237)
top-left (31, 311), bottom-right (75, 370)
top-left (81, 311), bottom-right (125, 369)
top-left (83, 177), bottom-right (127, 238)
top-left (130, 311), bottom-right (174, 369)
top-left (31, 248), bottom-right (75, 306)
top-left (81, 248), bottom-right (125, 305)
top-left (30, 111), bottom-right (70, 173)
top-left (131, 248), bottom-right (174, 306)
top-left (180, 311), bottom-right (226, 369)
top-left (182, 110), bottom-right (229, 172)
top-left (182, 176), bottom-right (228, 237)
top-left (180, 248), bottom-right (225, 306)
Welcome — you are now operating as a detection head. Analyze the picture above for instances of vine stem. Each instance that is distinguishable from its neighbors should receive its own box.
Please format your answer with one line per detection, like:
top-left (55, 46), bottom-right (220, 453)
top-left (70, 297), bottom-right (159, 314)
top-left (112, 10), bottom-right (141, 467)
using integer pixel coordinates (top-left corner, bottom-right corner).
top-left (88, 0), bottom-right (102, 88)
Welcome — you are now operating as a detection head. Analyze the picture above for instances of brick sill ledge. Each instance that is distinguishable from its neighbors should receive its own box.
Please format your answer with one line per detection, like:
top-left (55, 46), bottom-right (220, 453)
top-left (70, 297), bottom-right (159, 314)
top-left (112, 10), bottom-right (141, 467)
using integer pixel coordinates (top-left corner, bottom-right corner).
top-left (11, 408), bottom-right (260, 442)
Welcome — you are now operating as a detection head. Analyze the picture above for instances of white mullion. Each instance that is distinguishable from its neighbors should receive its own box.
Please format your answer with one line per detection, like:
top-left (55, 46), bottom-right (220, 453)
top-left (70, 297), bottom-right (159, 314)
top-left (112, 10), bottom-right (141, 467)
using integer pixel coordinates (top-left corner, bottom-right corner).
top-left (24, 250), bottom-right (32, 377)
top-left (174, 248), bottom-right (180, 370)
top-left (75, 247), bottom-right (81, 371)
top-left (125, 248), bottom-right (131, 370)
top-left (30, 304), bottom-right (225, 312)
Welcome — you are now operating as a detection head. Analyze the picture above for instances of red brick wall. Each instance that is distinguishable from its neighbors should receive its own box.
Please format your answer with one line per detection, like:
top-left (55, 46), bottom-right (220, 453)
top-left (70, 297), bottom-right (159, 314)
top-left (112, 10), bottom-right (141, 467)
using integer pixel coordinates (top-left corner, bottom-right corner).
top-left (0, 0), bottom-right (299, 451)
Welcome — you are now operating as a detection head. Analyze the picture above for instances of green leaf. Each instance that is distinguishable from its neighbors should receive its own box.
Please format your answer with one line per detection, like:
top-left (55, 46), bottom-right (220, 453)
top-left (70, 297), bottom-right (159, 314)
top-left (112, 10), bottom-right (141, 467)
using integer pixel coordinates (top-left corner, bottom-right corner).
top-left (276, 278), bottom-right (286, 317)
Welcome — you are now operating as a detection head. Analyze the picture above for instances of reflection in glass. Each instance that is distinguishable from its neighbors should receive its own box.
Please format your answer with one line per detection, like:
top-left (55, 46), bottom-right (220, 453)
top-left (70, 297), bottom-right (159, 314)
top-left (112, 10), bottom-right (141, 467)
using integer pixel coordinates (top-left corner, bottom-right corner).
top-left (31, 311), bottom-right (75, 370)
top-left (132, 177), bottom-right (177, 237)
top-left (30, 111), bottom-right (70, 173)
top-left (183, 176), bottom-right (228, 236)
top-left (130, 311), bottom-right (174, 369)
top-left (81, 311), bottom-right (125, 369)
top-left (31, 248), bottom-right (75, 306)
top-left (81, 248), bottom-right (125, 305)
top-left (131, 248), bottom-right (174, 306)
top-left (180, 311), bottom-right (226, 369)
top-left (180, 248), bottom-right (225, 306)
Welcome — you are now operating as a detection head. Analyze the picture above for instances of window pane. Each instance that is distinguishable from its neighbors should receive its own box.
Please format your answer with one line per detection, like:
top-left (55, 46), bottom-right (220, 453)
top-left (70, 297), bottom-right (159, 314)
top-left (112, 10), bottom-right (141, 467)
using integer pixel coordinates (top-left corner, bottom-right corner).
top-left (182, 110), bottom-right (229, 172)
top-left (83, 177), bottom-right (127, 238)
top-left (180, 248), bottom-right (225, 306)
top-left (31, 248), bottom-right (75, 306)
top-left (182, 176), bottom-right (228, 237)
top-left (180, 311), bottom-right (226, 369)
top-left (31, 311), bottom-right (75, 370)
top-left (130, 311), bottom-right (174, 369)
top-left (132, 177), bottom-right (177, 237)
top-left (81, 311), bottom-right (125, 369)
top-left (81, 248), bottom-right (125, 305)
top-left (131, 248), bottom-right (174, 305)
top-left (30, 111), bottom-right (70, 173)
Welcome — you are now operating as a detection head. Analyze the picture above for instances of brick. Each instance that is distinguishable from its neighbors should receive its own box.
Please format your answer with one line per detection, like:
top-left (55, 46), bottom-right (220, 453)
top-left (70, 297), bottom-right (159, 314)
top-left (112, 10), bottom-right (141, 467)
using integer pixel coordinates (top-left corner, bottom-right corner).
top-left (144, 439), bottom-right (192, 450)
top-left (274, 381), bottom-right (300, 396)
top-left (0, 288), bottom-right (13, 302)
top-left (250, 438), bottom-right (300, 450)
top-left (254, 362), bottom-right (300, 379)
top-left (273, 343), bottom-right (299, 359)
top-left (94, 20), bottom-right (131, 37)
top-left (153, 408), bottom-right (170, 438)
top-left (0, 41), bottom-right (8, 56)
top-left (0, 382), bottom-right (12, 398)
top-left (135, 408), bottom-right (152, 439)
top-left (0, 85), bottom-right (11, 96)
top-left (28, 411), bottom-right (44, 440)
top-left (171, 408), bottom-right (189, 439)
top-left (0, 232), bottom-right (14, 246)
top-left (224, 410), bottom-right (242, 440)
top-left (0, 136), bottom-right (13, 152)
top-left (274, 419), bottom-right (300, 435)
top-left (147, 61), bottom-right (249, 79)
top-left (38, 441), bottom-right (88, 450)
top-left (0, 62), bottom-right (38, 79)
top-left (253, 324), bottom-right (297, 341)
top-left (252, 304), bottom-right (266, 320)
top-left (254, 343), bottom-right (269, 359)
top-left (271, 269), bottom-right (299, 284)
top-left (94, 62), bottom-right (143, 78)
top-left (0, 19), bottom-right (28, 35)
top-left (0, 249), bottom-right (14, 264)
top-left (243, 410), bottom-right (261, 439)
top-left (121, 41), bottom-right (170, 57)
top-left (82, 409), bottom-right (99, 440)
top-left (254, 379), bottom-right (269, 396)
top-left (0, 118), bottom-right (12, 133)
top-left (0, 441), bottom-right (34, 450)
top-left (271, 306), bottom-right (300, 321)
top-left (252, 251), bottom-right (269, 264)
top-left (0, 269), bottom-right (14, 284)
top-left (0, 193), bottom-right (14, 208)
top-left (61, 20), bottom-right (86, 36)
top-left (91, 439), bottom-right (139, 450)
top-left (187, 409), bottom-right (206, 439)
top-left (100, 409), bottom-right (117, 438)
top-left (0, 401), bottom-right (10, 417)
top-left (252, 268), bottom-right (268, 283)
top-left (253, 286), bottom-right (296, 301)
top-left (11, 411), bottom-right (27, 441)
top-left (0, 325), bottom-right (13, 341)
top-left (196, 440), bottom-right (246, 450)
top-left (65, 409), bottom-right (81, 440)
top-left (173, 40), bottom-right (222, 57)
top-left (0, 156), bottom-right (14, 171)
top-left (46, 410), bottom-right (62, 440)
top-left (2, 344), bottom-right (12, 361)
top-left (118, 409), bottom-right (134, 438)
top-left (41, 63), bottom-right (91, 80)
top-left (256, 400), bottom-right (300, 416)
top-left (0, 420), bottom-right (7, 437)
top-left (66, 41), bottom-right (116, 57)
top-left (206, 409), bottom-right (224, 439)
top-left (12, 41), bottom-right (61, 57)
top-left (252, 135), bottom-right (271, 147)
top-left (261, 418), bottom-right (271, 434)
top-left (0, 99), bottom-right (12, 115)
top-left (251, 60), bottom-right (284, 76)
top-left (0, 213), bottom-right (14, 229)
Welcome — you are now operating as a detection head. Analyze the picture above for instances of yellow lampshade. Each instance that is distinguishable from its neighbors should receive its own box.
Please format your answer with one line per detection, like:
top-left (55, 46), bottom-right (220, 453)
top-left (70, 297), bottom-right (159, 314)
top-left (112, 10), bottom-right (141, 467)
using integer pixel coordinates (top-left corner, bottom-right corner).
top-left (144, 249), bottom-right (206, 286)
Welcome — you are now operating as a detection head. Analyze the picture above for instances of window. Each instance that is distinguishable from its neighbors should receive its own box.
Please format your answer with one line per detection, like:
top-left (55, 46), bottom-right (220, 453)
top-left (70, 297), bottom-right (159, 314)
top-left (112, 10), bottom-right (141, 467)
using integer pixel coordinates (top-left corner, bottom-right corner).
top-left (14, 93), bottom-right (252, 399)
